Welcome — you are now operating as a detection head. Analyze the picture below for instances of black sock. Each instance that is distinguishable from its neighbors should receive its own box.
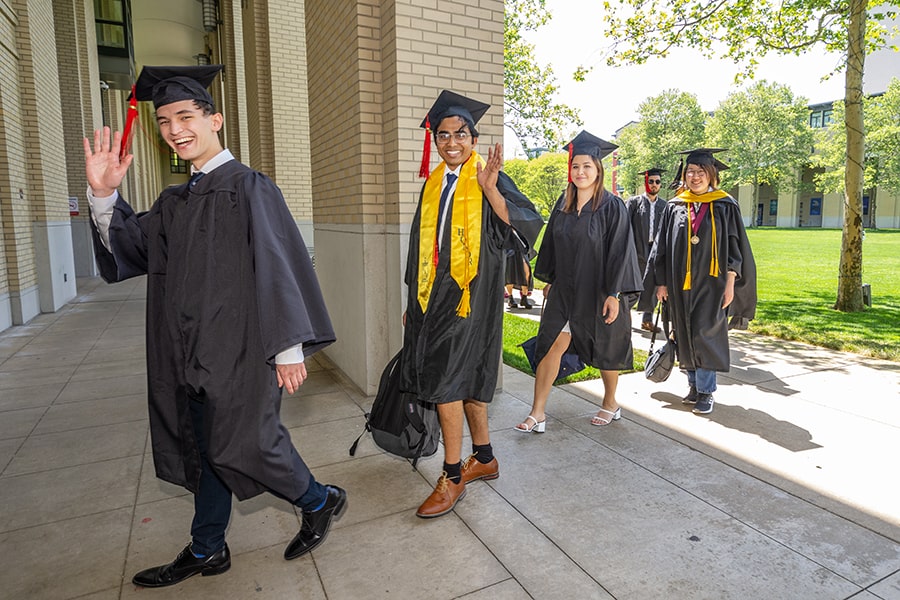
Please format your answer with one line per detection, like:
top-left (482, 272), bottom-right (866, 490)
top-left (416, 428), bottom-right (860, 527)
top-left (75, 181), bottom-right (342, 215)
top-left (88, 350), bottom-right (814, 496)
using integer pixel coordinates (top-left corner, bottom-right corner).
top-left (472, 443), bottom-right (493, 464)
top-left (443, 461), bottom-right (461, 483)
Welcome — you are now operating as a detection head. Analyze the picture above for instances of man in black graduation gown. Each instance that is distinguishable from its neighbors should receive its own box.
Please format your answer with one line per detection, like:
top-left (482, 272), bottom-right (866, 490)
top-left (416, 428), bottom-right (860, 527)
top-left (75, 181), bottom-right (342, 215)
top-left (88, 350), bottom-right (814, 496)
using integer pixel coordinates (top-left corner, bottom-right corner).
top-left (625, 168), bottom-right (667, 331)
top-left (402, 91), bottom-right (542, 518)
top-left (83, 65), bottom-right (345, 587)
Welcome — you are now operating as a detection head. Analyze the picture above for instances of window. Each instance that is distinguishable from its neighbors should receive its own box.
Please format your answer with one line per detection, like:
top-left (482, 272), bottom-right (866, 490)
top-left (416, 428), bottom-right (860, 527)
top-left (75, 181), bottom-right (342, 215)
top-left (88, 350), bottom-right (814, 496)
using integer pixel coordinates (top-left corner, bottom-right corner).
top-left (863, 195), bottom-right (869, 215)
top-left (170, 150), bottom-right (188, 174)
top-left (823, 109), bottom-right (833, 126)
top-left (809, 111), bottom-right (822, 128)
top-left (769, 199), bottom-right (778, 216)
top-left (95, 0), bottom-right (127, 53)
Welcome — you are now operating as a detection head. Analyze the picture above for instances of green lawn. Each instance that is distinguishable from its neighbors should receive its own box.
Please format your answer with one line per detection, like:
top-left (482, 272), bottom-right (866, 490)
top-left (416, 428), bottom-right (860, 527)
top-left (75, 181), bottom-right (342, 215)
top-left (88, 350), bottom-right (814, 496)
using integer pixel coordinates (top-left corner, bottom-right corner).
top-left (746, 228), bottom-right (899, 361)
top-left (504, 227), bottom-right (899, 383)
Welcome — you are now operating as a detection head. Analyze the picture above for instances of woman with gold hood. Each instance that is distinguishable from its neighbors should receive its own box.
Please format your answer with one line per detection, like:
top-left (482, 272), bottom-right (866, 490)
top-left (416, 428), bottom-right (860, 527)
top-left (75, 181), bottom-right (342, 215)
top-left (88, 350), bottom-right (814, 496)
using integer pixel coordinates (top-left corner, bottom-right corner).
top-left (644, 148), bottom-right (757, 415)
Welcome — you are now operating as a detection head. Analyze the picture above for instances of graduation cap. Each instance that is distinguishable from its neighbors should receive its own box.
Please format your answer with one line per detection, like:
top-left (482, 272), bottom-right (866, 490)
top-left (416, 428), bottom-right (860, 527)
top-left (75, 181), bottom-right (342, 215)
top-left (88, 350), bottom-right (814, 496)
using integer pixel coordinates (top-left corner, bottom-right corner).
top-left (561, 130), bottom-right (617, 182)
top-left (134, 65), bottom-right (224, 110)
top-left (562, 130), bottom-right (618, 160)
top-left (670, 148), bottom-right (728, 189)
top-left (419, 90), bottom-right (491, 177)
top-left (680, 148), bottom-right (729, 171)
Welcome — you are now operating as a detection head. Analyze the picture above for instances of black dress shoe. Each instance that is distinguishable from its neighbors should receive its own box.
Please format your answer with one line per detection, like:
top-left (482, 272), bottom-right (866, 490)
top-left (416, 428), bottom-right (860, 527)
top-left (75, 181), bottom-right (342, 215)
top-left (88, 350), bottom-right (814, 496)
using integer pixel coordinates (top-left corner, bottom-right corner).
top-left (132, 543), bottom-right (230, 588)
top-left (284, 485), bottom-right (347, 560)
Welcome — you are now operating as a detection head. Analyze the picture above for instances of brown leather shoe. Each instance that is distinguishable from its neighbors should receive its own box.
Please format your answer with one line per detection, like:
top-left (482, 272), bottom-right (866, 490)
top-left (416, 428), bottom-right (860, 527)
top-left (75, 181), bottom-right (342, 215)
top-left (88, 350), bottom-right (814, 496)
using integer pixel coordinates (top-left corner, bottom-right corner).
top-left (460, 454), bottom-right (499, 484)
top-left (416, 472), bottom-right (466, 518)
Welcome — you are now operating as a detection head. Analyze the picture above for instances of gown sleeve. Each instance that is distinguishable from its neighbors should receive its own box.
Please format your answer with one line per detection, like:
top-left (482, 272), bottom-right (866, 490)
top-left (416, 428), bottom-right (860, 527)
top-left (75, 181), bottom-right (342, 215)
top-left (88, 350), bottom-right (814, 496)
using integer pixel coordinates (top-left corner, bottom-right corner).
top-left (245, 173), bottom-right (336, 361)
top-left (89, 196), bottom-right (151, 283)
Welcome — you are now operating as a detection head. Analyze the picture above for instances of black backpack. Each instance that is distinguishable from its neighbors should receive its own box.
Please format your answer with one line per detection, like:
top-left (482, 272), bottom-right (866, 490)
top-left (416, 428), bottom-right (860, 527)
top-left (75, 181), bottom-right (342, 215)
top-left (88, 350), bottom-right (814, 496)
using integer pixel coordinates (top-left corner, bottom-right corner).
top-left (349, 350), bottom-right (440, 468)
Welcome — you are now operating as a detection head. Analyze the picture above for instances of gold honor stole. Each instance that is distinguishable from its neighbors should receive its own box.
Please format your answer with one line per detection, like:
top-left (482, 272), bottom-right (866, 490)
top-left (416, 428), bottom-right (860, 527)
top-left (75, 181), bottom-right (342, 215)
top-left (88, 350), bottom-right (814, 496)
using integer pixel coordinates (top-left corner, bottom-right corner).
top-left (675, 189), bottom-right (729, 290)
top-left (417, 152), bottom-right (486, 318)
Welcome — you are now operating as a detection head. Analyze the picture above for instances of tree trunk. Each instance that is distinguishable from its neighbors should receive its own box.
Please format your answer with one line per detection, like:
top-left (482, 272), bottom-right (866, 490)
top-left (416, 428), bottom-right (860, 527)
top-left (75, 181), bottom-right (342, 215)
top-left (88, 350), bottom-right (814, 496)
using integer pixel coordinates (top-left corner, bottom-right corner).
top-left (835, 0), bottom-right (866, 312)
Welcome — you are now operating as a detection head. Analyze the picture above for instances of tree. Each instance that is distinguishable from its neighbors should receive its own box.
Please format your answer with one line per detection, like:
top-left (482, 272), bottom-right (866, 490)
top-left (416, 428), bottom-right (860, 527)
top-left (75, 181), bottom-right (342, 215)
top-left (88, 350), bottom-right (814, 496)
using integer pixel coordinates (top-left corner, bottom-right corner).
top-left (516, 152), bottom-right (569, 217)
top-left (504, 0), bottom-right (581, 152)
top-left (600, 0), bottom-right (898, 311)
top-left (813, 77), bottom-right (900, 229)
top-left (614, 89), bottom-right (707, 197)
top-left (708, 81), bottom-right (814, 226)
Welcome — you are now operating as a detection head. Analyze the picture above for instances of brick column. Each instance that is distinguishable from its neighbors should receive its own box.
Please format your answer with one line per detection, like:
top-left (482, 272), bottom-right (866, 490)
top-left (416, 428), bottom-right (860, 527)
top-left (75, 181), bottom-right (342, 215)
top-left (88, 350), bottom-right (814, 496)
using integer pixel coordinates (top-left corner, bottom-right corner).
top-left (5, 0), bottom-right (76, 323)
top-left (305, 0), bottom-right (505, 393)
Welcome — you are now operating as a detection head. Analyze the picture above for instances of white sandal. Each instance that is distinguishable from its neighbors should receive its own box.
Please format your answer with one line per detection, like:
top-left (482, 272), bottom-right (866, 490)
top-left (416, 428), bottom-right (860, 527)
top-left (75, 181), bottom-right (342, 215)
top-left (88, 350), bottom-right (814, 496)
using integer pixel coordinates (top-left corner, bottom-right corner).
top-left (514, 415), bottom-right (546, 433)
top-left (590, 407), bottom-right (621, 426)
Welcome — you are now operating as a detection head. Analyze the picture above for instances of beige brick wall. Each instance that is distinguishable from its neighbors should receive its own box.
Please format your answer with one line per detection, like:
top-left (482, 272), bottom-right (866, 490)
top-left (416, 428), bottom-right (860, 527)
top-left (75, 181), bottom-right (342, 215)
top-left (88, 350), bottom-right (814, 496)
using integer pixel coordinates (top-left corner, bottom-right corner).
top-left (266, 0), bottom-right (313, 219)
top-left (219, 0), bottom-right (249, 162)
top-left (14, 0), bottom-right (70, 223)
top-left (1, 1), bottom-right (37, 294)
top-left (241, 1), bottom-right (275, 177)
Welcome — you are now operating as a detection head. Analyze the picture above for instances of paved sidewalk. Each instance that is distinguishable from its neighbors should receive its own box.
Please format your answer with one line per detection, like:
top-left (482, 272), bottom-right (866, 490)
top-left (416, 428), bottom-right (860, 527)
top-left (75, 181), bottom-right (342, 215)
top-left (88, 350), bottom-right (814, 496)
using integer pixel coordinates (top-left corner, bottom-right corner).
top-left (1, 277), bottom-right (899, 599)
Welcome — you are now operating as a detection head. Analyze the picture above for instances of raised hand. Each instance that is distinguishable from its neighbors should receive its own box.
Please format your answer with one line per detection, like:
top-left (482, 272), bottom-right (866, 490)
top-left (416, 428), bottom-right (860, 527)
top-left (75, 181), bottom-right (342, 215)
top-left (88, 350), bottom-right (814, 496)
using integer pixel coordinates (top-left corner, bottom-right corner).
top-left (84, 126), bottom-right (133, 197)
top-left (476, 142), bottom-right (503, 192)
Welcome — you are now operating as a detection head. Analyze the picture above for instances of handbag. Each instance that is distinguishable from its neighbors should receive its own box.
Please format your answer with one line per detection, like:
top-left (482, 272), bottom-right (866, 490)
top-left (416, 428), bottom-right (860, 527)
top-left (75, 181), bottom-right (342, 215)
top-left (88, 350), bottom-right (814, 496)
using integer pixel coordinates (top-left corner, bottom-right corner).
top-left (645, 301), bottom-right (676, 383)
top-left (519, 292), bottom-right (586, 381)
top-left (520, 335), bottom-right (585, 381)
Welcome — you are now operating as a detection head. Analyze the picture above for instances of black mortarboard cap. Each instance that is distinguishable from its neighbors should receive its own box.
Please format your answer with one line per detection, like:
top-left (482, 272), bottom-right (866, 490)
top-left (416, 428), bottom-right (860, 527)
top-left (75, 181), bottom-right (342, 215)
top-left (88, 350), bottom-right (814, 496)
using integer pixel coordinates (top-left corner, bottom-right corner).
top-left (420, 90), bottom-right (490, 134)
top-left (134, 65), bottom-right (224, 110)
top-left (679, 148), bottom-right (729, 171)
top-left (562, 130), bottom-right (618, 159)
top-left (639, 168), bottom-right (666, 176)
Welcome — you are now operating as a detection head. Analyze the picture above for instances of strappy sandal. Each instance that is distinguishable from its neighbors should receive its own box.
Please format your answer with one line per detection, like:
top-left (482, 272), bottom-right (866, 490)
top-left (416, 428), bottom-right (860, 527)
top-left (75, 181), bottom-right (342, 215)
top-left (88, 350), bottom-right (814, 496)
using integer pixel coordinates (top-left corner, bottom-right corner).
top-left (514, 415), bottom-right (546, 433)
top-left (590, 407), bottom-right (621, 426)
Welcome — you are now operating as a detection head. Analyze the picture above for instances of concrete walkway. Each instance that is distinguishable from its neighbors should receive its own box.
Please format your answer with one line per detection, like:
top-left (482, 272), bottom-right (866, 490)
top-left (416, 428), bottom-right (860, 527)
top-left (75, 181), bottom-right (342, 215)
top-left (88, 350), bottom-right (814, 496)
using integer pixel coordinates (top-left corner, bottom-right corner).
top-left (1, 277), bottom-right (898, 599)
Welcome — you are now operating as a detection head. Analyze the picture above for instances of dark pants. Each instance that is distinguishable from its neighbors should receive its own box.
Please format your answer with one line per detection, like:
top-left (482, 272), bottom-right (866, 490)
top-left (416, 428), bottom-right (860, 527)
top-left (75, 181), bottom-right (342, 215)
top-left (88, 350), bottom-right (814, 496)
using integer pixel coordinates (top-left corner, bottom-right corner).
top-left (188, 399), bottom-right (327, 555)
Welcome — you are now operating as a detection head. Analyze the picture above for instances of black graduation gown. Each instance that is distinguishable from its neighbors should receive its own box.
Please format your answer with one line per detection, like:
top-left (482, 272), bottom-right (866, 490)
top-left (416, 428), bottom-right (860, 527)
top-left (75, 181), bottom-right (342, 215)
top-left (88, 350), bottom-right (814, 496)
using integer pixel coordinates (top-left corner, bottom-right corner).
top-left (401, 171), bottom-right (543, 404)
top-left (90, 160), bottom-right (335, 501)
top-left (644, 194), bottom-right (757, 372)
top-left (625, 193), bottom-right (666, 312)
top-left (533, 190), bottom-right (643, 370)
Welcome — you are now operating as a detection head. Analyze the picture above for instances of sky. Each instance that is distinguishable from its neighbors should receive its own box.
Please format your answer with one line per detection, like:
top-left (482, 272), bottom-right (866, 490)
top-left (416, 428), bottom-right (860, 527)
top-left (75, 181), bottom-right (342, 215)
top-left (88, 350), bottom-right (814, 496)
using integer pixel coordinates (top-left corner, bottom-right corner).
top-left (503, 1), bottom-right (854, 157)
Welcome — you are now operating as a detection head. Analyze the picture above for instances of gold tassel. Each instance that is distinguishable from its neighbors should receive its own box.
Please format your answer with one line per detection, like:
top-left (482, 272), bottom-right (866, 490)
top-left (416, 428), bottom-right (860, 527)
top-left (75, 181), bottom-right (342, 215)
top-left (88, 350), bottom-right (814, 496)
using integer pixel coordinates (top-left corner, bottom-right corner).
top-left (456, 285), bottom-right (472, 318)
top-left (683, 204), bottom-right (693, 290)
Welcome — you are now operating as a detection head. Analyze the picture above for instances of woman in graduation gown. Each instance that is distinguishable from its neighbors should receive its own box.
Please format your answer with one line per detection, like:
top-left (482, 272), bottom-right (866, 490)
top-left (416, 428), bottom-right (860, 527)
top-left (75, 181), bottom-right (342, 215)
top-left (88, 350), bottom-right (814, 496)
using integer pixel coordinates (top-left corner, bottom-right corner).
top-left (644, 149), bottom-right (757, 415)
top-left (514, 131), bottom-right (643, 432)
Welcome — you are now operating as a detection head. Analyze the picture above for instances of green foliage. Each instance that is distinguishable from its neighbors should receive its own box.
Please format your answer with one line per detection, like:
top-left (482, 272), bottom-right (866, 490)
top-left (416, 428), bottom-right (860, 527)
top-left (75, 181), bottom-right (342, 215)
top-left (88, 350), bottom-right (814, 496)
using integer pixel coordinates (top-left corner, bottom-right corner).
top-left (708, 81), bottom-right (814, 195)
top-left (504, 0), bottom-right (582, 152)
top-left (599, 0), bottom-right (896, 81)
top-left (813, 77), bottom-right (900, 196)
top-left (504, 153), bottom-right (568, 217)
top-left (614, 89), bottom-right (707, 197)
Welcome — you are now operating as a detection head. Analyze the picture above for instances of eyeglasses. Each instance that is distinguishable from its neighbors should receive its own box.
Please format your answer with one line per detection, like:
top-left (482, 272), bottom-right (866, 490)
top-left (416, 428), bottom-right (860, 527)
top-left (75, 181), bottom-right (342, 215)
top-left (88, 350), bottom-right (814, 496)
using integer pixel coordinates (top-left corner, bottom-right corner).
top-left (684, 170), bottom-right (708, 178)
top-left (435, 131), bottom-right (470, 144)
top-left (647, 179), bottom-right (661, 184)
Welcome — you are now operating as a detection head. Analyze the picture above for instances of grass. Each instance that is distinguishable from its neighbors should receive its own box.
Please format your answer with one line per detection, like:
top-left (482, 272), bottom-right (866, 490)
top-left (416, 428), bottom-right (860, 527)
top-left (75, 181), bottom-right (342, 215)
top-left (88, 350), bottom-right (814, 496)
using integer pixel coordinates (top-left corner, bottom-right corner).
top-left (503, 227), bottom-right (899, 382)
top-left (502, 312), bottom-right (648, 384)
top-left (746, 228), bottom-right (900, 361)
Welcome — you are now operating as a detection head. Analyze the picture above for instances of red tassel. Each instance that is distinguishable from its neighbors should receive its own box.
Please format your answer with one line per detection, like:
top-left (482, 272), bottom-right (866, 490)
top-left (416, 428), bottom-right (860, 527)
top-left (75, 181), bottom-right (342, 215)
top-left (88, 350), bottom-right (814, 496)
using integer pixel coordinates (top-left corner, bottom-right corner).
top-left (644, 171), bottom-right (650, 195)
top-left (120, 85), bottom-right (138, 160)
top-left (419, 116), bottom-right (432, 178)
top-left (567, 142), bottom-right (573, 183)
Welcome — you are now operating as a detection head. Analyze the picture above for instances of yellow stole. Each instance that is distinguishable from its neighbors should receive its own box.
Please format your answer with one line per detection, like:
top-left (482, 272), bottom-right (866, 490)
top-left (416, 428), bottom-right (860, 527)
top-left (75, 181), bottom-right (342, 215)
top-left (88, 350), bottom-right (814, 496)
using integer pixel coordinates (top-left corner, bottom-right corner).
top-left (675, 189), bottom-right (729, 290)
top-left (417, 152), bottom-right (485, 317)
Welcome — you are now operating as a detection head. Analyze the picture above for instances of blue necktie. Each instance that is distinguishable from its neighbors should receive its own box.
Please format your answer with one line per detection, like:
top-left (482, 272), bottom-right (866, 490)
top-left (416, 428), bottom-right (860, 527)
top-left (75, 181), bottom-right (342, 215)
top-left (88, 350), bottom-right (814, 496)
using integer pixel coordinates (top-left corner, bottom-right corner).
top-left (437, 173), bottom-right (457, 241)
top-left (189, 171), bottom-right (205, 188)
